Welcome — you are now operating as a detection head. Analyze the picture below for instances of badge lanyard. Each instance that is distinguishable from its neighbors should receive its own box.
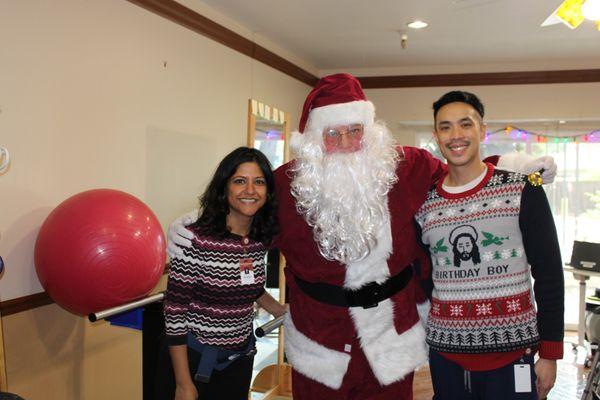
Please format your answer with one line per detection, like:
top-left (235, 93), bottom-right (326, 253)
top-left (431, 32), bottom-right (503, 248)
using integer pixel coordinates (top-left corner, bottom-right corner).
top-left (239, 236), bottom-right (255, 285)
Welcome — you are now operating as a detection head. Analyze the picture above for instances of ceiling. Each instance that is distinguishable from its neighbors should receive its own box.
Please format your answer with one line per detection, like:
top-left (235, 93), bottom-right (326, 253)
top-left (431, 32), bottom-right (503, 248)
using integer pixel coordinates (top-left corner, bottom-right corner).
top-left (198, 0), bottom-right (600, 71)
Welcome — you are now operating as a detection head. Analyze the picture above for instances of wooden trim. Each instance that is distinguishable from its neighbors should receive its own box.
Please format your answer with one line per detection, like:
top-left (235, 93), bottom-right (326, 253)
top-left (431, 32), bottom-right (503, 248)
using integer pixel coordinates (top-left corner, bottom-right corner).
top-left (283, 111), bottom-right (290, 163)
top-left (125, 0), bottom-right (318, 86)
top-left (0, 318), bottom-right (8, 391)
top-left (124, 1), bottom-right (600, 89)
top-left (0, 292), bottom-right (53, 317)
top-left (358, 69), bottom-right (600, 89)
top-left (247, 99), bottom-right (256, 148)
top-left (0, 265), bottom-right (171, 317)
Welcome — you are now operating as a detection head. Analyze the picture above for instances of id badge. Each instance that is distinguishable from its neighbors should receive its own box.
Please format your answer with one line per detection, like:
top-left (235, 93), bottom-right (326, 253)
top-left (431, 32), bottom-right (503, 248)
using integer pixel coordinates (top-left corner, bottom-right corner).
top-left (239, 258), bottom-right (255, 285)
top-left (514, 364), bottom-right (532, 393)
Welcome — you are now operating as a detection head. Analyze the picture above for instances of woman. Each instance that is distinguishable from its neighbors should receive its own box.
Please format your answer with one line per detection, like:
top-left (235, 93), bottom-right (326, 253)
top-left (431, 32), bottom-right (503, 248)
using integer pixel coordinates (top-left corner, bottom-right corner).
top-left (163, 147), bottom-right (286, 400)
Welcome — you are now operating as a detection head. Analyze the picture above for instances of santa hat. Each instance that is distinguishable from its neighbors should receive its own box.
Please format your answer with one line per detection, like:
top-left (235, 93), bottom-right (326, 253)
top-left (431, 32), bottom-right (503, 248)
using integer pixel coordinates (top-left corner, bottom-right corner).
top-left (299, 73), bottom-right (375, 133)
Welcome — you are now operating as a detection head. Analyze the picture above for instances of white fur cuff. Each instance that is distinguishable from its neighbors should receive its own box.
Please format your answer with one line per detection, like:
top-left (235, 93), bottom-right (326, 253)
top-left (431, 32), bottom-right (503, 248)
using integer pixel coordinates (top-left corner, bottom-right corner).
top-left (305, 100), bottom-right (375, 133)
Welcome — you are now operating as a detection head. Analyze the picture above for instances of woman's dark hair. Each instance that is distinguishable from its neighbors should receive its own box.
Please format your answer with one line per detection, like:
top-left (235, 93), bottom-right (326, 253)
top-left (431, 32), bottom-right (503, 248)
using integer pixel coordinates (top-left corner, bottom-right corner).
top-left (189, 147), bottom-right (278, 245)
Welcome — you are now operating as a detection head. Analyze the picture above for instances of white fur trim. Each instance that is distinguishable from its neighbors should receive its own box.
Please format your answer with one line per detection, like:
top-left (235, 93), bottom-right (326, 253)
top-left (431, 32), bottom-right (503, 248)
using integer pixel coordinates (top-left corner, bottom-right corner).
top-left (306, 100), bottom-right (375, 133)
top-left (344, 207), bottom-right (393, 289)
top-left (344, 201), bottom-right (427, 384)
top-left (416, 300), bottom-right (431, 328)
top-left (289, 130), bottom-right (303, 156)
top-left (349, 300), bottom-right (428, 385)
top-left (283, 313), bottom-right (351, 390)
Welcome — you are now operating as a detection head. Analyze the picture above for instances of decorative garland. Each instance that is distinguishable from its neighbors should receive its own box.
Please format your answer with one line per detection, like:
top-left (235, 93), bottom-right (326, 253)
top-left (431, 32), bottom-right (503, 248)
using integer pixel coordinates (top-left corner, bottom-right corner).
top-left (484, 126), bottom-right (600, 143)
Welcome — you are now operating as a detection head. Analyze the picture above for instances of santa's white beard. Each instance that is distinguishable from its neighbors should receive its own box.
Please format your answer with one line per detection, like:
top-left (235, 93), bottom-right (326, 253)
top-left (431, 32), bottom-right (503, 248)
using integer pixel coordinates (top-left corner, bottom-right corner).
top-left (289, 122), bottom-right (399, 264)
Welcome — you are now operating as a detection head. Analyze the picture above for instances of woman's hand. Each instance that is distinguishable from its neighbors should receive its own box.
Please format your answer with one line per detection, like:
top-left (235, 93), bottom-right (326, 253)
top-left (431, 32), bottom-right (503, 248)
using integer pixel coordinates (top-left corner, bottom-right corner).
top-left (277, 303), bottom-right (290, 318)
top-left (174, 382), bottom-right (198, 400)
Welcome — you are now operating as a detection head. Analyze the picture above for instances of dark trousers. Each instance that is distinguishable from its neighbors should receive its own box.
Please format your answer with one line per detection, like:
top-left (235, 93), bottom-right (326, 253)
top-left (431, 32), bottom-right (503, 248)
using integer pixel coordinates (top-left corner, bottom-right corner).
top-left (154, 338), bottom-right (254, 400)
top-left (429, 349), bottom-right (538, 400)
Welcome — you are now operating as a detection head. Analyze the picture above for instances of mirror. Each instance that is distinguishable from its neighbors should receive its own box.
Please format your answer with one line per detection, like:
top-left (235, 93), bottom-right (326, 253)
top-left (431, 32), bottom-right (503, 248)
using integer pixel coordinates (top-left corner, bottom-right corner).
top-left (247, 99), bottom-right (289, 169)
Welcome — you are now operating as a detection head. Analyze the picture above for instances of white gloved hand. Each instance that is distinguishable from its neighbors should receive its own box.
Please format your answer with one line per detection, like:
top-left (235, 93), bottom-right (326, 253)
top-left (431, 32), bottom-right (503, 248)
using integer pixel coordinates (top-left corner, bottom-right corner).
top-left (522, 155), bottom-right (557, 184)
top-left (497, 152), bottom-right (557, 184)
top-left (167, 210), bottom-right (198, 258)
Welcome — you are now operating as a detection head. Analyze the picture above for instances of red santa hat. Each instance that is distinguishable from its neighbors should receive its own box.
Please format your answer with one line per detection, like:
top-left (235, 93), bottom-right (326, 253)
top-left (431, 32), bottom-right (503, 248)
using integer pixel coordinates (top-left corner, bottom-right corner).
top-left (299, 73), bottom-right (375, 133)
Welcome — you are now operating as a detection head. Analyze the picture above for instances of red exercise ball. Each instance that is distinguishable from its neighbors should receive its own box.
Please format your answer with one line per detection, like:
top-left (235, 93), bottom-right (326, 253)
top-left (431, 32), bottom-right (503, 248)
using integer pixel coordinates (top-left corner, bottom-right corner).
top-left (34, 189), bottom-right (166, 315)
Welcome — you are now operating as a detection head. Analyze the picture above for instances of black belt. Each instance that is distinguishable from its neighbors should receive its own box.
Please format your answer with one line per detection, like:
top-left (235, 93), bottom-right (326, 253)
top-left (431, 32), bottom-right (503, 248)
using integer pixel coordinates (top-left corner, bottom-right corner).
top-left (294, 266), bottom-right (413, 309)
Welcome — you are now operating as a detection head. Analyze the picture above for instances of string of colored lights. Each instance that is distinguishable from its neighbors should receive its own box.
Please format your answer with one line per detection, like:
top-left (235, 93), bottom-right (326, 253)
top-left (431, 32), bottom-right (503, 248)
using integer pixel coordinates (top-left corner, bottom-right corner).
top-left (484, 126), bottom-right (600, 143)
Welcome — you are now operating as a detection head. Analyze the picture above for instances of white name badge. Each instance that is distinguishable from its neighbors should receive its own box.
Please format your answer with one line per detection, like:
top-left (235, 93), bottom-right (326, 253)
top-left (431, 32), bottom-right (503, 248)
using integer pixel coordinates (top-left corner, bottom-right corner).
top-left (240, 258), bottom-right (255, 285)
top-left (514, 364), bottom-right (532, 393)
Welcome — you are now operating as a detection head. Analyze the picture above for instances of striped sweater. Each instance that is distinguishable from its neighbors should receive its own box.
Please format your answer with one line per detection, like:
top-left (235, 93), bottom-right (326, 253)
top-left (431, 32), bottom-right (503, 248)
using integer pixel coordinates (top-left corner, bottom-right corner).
top-left (165, 231), bottom-right (266, 350)
top-left (415, 164), bottom-right (564, 369)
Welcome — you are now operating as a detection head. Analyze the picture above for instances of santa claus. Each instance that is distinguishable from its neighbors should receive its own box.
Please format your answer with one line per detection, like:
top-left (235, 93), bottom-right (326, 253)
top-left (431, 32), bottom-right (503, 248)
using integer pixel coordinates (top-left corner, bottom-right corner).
top-left (168, 73), bottom-right (556, 399)
top-left (273, 73), bottom-right (439, 399)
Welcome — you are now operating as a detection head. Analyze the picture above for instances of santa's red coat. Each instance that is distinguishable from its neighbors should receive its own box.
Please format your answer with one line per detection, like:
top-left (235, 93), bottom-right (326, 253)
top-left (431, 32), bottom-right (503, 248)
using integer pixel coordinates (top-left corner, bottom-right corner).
top-left (273, 146), bottom-right (444, 395)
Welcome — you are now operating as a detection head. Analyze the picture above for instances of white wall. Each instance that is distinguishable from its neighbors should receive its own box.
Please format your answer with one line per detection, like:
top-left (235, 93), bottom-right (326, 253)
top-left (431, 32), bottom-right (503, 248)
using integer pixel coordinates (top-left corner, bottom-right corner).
top-left (0, 0), bottom-right (310, 301)
top-left (0, 1), bottom-right (309, 398)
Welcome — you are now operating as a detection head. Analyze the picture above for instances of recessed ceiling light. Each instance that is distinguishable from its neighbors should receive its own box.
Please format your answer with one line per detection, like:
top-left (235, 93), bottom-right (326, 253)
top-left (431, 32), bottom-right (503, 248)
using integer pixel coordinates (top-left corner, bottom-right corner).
top-left (559, 120), bottom-right (566, 124)
top-left (407, 20), bottom-right (428, 29)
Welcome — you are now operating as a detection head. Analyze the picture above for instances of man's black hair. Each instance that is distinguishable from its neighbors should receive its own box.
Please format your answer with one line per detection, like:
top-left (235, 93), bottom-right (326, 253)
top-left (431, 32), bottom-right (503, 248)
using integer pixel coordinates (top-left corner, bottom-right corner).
top-left (433, 91), bottom-right (485, 121)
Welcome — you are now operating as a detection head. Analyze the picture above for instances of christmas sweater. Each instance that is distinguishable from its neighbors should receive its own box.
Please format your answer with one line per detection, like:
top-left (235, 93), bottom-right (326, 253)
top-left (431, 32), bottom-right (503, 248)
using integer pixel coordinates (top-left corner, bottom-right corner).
top-left (414, 163), bottom-right (564, 366)
top-left (165, 231), bottom-right (266, 350)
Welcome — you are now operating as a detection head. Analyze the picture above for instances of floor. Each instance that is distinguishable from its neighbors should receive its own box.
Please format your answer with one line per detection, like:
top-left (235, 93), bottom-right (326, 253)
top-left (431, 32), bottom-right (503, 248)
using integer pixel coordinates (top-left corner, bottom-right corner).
top-left (414, 337), bottom-right (591, 400)
top-left (252, 334), bottom-right (593, 400)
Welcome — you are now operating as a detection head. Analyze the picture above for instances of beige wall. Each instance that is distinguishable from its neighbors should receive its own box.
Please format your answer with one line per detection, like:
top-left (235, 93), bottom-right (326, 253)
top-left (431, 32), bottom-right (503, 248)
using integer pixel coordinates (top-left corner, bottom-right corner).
top-left (364, 83), bottom-right (600, 145)
top-left (0, 0), bottom-right (309, 398)
top-left (3, 303), bottom-right (143, 400)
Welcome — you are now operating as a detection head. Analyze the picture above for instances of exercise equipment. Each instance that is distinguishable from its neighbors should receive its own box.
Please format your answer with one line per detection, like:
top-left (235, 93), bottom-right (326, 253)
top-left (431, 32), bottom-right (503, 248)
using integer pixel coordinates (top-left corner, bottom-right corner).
top-left (251, 252), bottom-right (292, 400)
top-left (255, 315), bottom-right (285, 338)
top-left (88, 292), bottom-right (165, 322)
top-left (34, 189), bottom-right (166, 315)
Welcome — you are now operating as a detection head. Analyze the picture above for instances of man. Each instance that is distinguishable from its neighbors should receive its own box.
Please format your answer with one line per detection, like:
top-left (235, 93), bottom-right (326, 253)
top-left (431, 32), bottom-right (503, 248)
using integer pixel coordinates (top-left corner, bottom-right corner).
top-left (168, 74), bottom-right (556, 399)
top-left (415, 91), bottom-right (564, 400)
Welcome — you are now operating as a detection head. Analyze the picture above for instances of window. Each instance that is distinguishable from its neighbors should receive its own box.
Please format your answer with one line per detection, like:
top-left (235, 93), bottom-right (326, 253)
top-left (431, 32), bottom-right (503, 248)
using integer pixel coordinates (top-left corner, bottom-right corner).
top-left (416, 130), bottom-right (600, 327)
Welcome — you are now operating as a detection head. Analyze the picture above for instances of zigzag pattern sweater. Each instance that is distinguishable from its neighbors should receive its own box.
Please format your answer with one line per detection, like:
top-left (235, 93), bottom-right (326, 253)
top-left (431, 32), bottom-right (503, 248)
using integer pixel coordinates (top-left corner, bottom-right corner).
top-left (415, 164), bottom-right (564, 370)
top-left (165, 231), bottom-right (266, 350)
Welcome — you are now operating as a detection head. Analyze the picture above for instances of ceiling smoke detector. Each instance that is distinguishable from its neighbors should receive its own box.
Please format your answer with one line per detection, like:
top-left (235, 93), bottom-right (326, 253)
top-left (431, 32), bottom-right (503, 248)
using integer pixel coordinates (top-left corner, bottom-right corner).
top-left (400, 33), bottom-right (408, 49)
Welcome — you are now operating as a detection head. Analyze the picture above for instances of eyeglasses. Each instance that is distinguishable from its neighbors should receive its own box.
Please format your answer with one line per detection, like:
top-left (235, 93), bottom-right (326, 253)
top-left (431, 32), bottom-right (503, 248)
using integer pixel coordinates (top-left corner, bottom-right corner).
top-left (322, 124), bottom-right (364, 144)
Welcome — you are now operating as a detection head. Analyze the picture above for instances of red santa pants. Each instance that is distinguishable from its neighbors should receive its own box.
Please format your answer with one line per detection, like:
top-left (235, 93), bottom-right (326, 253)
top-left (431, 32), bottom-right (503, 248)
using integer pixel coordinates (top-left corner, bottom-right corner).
top-left (291, 340), bottom-right (414, 400)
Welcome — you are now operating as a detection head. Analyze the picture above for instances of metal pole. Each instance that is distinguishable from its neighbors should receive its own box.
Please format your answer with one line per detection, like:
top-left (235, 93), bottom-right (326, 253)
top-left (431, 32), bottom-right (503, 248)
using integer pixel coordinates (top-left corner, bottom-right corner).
top-left (88, 292), bottom-right (165, 322)
top-left (582, 349), bottom-right (600, 400)
top-left (255, 314), bottom-right (285, 338)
